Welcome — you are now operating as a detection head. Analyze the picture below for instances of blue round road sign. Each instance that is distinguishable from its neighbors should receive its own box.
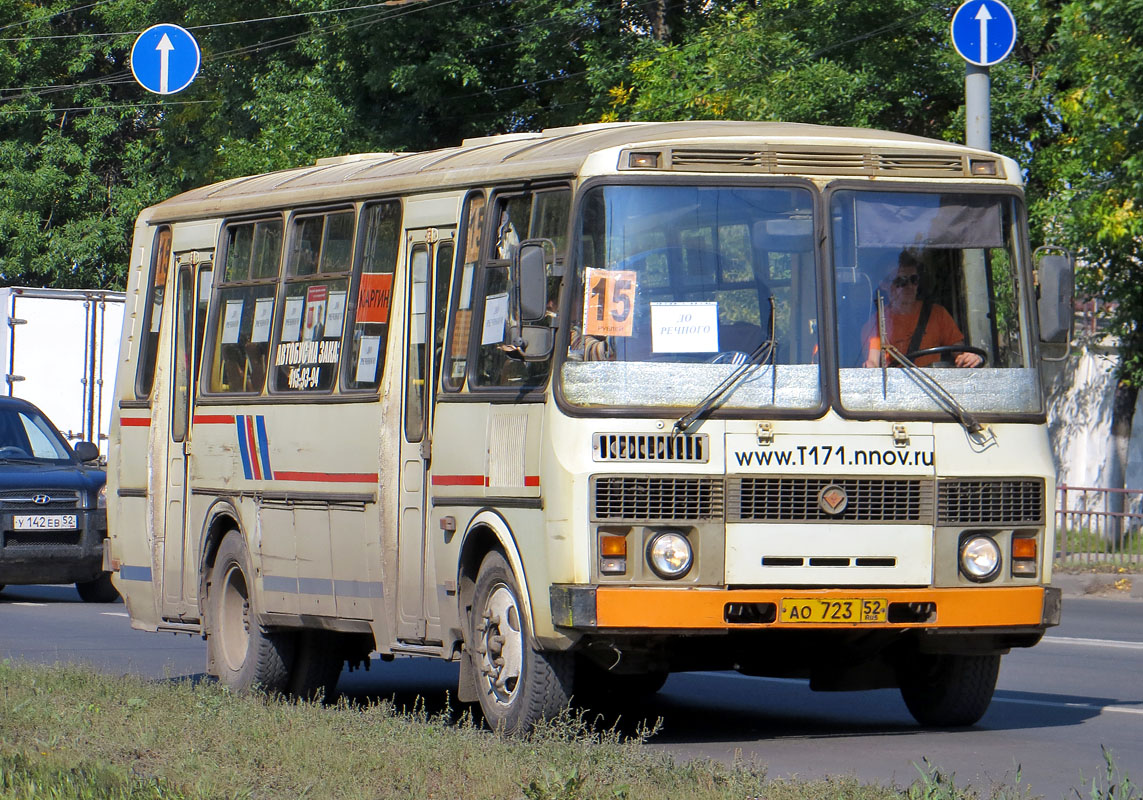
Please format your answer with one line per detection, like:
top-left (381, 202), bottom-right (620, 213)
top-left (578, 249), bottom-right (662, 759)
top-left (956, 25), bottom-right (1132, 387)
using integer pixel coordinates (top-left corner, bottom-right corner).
top-left (950, 0), bottom-right (1016, 67)
top-left (130, 24), bottom-right (201, 95)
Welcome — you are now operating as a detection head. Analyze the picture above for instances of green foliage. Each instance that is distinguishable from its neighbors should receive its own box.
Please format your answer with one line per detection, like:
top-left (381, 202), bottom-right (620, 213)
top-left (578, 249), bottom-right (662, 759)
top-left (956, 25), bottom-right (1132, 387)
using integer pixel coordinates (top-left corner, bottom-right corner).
top-left (1075, 746), bottom-right (1141, 800)
top-left (0, 752), bottom-right (195, 800)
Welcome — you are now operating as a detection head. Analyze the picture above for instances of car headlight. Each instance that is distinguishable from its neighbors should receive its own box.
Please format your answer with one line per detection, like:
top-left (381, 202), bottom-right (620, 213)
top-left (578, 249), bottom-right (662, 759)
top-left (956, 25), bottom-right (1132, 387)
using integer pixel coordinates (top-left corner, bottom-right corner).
top-left (646, 530), bottom-right (693, 579)
top-left (960, 534), bottom-right (1001, 581)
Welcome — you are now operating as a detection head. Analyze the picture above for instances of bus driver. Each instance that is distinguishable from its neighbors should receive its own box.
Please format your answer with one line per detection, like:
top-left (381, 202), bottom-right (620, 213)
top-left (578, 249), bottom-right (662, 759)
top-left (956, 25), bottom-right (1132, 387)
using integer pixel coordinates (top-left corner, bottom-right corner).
top-left (861, 252), bottom-right (983, 368)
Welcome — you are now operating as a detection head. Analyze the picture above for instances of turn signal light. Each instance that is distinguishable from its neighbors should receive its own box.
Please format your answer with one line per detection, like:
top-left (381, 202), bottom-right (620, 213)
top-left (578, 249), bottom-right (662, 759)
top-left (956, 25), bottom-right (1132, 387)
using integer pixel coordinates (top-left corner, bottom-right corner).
top-left (1012, 535), bottom-right (1038, 576)
top-left (599, 534), bottom-right (627, 575)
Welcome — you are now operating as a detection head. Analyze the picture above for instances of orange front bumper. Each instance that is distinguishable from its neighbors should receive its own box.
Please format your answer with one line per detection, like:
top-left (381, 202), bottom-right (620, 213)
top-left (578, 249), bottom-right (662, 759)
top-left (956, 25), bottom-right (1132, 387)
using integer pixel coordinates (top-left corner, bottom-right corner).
top-left (551, 584), bottom-right (1058, 631)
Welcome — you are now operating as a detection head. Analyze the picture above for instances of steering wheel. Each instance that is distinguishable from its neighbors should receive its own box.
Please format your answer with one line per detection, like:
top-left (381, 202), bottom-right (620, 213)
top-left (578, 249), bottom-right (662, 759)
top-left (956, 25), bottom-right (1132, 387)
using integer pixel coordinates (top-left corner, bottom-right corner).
top-left (0, 446), bottom-right (29, 458)
top-left (904, 344), bottom-right (988, 367)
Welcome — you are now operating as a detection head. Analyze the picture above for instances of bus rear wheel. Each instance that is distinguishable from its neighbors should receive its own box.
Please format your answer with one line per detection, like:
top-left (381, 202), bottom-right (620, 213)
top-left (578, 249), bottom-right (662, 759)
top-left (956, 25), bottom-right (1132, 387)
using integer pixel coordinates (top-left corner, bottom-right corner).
top-left (206, 531), bottom-right (293, 694)
top-left (468, 551), bottom-right (572, 735)
top-left (899, 653), bottom-right (1000, 727)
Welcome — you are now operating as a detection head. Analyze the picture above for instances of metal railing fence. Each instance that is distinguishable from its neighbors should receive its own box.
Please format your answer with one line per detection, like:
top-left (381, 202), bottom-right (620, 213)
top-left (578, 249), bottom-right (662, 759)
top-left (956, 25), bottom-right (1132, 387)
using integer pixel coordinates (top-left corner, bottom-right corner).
top-left (1056, 485), bottom-right (1143, 567)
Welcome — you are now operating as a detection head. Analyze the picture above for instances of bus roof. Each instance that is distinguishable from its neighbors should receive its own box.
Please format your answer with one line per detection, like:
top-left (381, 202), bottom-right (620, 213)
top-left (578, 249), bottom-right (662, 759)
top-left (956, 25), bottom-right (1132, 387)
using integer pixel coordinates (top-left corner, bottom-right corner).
top-left (147, 121), bottom-right (1014, 223)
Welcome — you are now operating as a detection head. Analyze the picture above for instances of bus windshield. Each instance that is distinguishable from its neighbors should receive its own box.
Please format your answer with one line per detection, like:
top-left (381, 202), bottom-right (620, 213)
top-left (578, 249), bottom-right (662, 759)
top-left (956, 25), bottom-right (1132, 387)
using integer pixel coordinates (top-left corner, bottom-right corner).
top-left (831, 189), bottom-right (1041, 416)
top-left (561, 184), bottom-right (821, 411)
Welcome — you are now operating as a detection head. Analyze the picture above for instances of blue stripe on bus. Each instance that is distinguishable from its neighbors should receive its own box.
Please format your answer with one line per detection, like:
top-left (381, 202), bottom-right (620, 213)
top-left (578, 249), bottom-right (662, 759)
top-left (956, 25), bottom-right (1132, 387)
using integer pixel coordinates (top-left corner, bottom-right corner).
top-left (255, 415), bottom-right (273, 479)
top-left (118, 565), bottom-right (153, 582)
top-left (235, 416), bottom-right (254, 480)
top-left (262, 575), bottom-right (383, 598)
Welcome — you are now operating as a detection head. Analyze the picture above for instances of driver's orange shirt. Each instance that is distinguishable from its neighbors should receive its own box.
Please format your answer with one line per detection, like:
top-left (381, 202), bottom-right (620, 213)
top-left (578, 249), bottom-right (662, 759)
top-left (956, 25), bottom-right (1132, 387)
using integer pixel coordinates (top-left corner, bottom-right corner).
top-left (861, 303), bottom-right (964, 367)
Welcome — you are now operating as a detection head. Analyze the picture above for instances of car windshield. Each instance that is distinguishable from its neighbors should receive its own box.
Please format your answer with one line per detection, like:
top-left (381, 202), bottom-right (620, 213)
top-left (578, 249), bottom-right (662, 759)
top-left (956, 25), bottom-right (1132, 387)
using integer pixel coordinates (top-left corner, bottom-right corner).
top-left (831, 189), bottom-right (1041, 415)
top-left (0, 406), bottom-right (73, 461)
top-left (560, 184), bottom-right (821, 411)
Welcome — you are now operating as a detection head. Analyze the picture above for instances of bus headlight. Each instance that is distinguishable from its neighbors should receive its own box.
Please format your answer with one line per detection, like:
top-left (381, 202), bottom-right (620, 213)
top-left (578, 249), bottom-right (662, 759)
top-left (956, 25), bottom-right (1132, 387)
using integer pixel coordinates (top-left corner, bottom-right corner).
top-left (646, 530), bottom-right (693, 579)
top-left (960, 534), bottom-right (1001, 581)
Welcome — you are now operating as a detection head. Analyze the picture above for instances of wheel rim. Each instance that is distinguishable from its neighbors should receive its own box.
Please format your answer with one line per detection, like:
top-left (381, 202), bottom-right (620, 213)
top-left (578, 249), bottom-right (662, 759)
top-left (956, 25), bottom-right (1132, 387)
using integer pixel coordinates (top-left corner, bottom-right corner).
top-left (218, 563), bottom-right (251, 671)
top-left (476, 582), bottom-right (523, 706)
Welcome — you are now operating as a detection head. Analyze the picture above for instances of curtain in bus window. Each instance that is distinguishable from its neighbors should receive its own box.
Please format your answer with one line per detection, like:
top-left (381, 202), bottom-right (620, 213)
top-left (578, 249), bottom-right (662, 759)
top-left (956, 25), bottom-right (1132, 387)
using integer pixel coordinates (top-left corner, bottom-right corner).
top-left (344, 201), bottom-right (399, 391)
top-left (442, 195), bottom-right (485, 391)
top-left (856, 194), bottom-right (1004, 248)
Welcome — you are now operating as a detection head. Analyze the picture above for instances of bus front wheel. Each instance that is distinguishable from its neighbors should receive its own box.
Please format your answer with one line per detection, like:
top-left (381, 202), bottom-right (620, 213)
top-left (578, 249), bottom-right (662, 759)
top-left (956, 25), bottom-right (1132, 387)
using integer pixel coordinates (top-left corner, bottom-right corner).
top-left (206, 531), bottom-right (293, 694)
top-left (467, 551), bottom-right (572, 734)
top-left (899, 652), bottom-right (1000, 727)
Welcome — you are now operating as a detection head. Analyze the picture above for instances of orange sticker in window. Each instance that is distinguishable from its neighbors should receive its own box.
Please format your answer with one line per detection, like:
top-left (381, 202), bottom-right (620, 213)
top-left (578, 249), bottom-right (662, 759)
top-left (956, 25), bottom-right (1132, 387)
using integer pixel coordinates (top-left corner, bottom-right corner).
top-left (584, 268), bottom-right (637, 337)
top-left (356, 273), bottom-right (393, 324)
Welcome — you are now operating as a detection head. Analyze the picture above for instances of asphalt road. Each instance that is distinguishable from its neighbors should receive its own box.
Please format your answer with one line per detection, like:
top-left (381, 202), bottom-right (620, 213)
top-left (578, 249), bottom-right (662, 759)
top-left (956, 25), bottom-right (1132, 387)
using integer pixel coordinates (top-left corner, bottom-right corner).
top-left (2, 584), bottom-right (1140, 798)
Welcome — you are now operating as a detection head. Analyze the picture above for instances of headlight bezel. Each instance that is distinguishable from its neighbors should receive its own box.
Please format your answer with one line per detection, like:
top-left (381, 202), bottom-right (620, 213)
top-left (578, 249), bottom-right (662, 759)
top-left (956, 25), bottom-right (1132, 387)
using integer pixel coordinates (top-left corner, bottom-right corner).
top-left (959, 533), bottom-right (1001, 582)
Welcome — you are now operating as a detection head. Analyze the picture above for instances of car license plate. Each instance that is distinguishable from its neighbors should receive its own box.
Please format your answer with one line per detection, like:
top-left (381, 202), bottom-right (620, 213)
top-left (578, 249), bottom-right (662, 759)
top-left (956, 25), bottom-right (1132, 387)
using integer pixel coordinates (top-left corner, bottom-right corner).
top-left (779, 597), bottom-right (888, 624)
top-left (14, 514), bottom-right (78, 531)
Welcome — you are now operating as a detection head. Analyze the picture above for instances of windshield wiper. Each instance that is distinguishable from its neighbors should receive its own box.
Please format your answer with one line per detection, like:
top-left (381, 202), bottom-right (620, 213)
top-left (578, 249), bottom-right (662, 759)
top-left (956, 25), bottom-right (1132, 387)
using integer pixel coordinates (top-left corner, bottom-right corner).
top-left (674, 297), bottom-right (777, 435)
top-left (874, 295), bottom-right (987, 438)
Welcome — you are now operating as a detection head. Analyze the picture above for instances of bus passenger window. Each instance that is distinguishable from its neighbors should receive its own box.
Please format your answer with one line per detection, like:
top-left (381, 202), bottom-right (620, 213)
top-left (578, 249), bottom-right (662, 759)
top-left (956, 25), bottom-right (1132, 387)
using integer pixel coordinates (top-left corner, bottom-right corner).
top-left (136, 225), bottom-right (171, 398)
top-left (208, 218), bottom-right (282, 394)
top-left (272, 209), bottom-right (355, 393)
top-left (344, 201), bottom-right (400, 392)
top-left (441, 194), bottom-right (484, 391)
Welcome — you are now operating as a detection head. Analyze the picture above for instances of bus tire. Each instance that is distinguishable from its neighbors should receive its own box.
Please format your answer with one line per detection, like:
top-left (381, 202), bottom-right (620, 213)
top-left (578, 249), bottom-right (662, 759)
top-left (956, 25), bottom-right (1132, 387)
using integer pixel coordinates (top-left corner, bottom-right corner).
top-left (76, 572), bottom-right (120, 603)
top-left (899, 653), bottom-right (1000, 727)
top-left (206, 531), bottom-right (292, 694)
top-left (468, 550), bottom-right (572, 735)
top-left (288, 630), bottom-right (344, 702)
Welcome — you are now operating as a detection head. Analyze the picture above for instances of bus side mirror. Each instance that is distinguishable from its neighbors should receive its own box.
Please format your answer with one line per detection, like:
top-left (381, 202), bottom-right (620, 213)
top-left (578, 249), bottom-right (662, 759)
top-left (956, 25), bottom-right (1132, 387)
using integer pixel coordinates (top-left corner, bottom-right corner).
top-left (507, 239), bottom-right (555, 361)
top-left (1036, 248), bottom-right (1074, 344)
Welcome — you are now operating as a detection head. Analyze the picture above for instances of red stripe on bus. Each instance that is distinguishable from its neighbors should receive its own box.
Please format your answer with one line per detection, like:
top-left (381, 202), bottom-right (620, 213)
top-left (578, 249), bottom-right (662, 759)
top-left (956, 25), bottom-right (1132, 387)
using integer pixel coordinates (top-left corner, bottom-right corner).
top-left (432, 474), bottom-right (486, 487)
top-left (119, 417), bottom-right (150, 427)
top-left (193, 415), bottom-right (236, 424)
top-left (273, 471), bottom-right (378, 483)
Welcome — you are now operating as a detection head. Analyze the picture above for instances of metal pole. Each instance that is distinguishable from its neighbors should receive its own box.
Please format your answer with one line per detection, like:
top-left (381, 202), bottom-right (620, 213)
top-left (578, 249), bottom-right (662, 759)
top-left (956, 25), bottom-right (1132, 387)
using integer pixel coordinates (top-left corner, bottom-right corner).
top-left (965, 63), bottom-right (990, 151)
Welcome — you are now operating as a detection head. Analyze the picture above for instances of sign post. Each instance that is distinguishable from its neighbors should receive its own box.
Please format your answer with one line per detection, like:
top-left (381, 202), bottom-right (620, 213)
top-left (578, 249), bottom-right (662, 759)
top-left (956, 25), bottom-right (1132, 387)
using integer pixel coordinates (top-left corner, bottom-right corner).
top-left (130, 24), bottom-right (201, 95)
top-left (950, 0), bottom-right (1016, 151)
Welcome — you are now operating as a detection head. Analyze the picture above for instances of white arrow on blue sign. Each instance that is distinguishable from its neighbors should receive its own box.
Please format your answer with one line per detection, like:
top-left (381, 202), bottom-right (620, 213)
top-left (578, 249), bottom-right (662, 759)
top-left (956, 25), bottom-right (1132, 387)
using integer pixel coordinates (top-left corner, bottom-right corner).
top-left (130, 24), bottom-right (201, 95)
top-left (950, 0), bottom-right (1016, 67)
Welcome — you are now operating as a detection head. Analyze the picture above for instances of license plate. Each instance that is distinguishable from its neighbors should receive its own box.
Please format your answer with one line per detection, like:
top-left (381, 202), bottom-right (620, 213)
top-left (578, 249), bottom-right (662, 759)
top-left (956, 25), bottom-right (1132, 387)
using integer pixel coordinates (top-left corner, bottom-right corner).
top-left (779, 597), bottom-right (888, 624)
top-left (14, 514), bottom-right (78, 531)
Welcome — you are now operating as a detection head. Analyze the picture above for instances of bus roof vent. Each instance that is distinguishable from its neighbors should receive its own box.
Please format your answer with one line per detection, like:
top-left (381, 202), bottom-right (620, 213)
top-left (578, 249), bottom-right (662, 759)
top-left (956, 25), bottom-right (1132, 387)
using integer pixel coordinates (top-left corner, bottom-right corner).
top-left (593, 432), bottom-right (708, 463)
top-left (666, 148), bottom-right (990, 178)
top-left (314, 153), bottom-right (401, 167)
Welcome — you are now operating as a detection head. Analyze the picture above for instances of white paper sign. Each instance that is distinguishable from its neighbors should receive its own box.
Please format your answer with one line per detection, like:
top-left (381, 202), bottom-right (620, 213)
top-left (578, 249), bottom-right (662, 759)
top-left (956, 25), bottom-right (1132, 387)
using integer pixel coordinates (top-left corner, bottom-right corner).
top-left (326, 291), bottom-right (346, 337)
top-left (355, 335), bottom-right (381, 383)
top-left (251, 298), bottom-right (274, 343)
top-left (650, 302), bottom-right (719, 353)
top-left (281, 296), bottom-right (304, 342)
top-left (481, 293), bottom-right (509, 345)
top-left (222, 300), bottom-right (244, 344)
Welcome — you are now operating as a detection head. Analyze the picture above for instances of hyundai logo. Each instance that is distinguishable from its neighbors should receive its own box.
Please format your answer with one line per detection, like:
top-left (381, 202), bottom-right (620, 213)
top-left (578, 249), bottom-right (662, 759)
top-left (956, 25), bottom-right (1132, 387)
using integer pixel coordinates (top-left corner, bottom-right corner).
top-left (32, 494), bottom-right (52, 505)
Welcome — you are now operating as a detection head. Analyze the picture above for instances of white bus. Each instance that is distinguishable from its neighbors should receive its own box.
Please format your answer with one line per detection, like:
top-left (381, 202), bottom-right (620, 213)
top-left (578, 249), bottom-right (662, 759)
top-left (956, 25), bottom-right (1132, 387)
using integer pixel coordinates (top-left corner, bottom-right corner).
top-left (108, 121), bottom-right (1070, 733)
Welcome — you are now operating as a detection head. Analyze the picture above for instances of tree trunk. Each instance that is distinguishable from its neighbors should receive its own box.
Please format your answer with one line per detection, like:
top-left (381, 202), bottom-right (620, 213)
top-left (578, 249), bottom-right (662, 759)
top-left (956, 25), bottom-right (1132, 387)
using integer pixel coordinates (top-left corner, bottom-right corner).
top-left (1108, 380), bottom-right (1138, 545)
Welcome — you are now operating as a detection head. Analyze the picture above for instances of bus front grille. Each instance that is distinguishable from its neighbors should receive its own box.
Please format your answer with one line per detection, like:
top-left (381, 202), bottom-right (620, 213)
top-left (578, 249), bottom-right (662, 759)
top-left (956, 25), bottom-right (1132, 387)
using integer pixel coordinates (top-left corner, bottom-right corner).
top-left (729, 477), bottom-right (934, 523)
top-left (937, 479), bottom-right (1045, 525)
top-left (592, 476), bottom-right (724, 522)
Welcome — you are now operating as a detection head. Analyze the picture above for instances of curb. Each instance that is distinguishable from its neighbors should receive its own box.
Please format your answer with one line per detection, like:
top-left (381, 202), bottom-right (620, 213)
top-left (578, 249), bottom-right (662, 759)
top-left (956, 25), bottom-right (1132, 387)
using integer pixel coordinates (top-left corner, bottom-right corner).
top-left (1050, 571), bottom-right (1143, 601)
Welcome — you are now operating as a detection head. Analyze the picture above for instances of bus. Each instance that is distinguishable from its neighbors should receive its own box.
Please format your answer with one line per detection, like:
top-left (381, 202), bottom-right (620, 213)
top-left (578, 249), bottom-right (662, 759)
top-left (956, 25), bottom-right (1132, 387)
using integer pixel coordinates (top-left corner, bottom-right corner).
top-left (107, 121), bottom-right (1070, 733)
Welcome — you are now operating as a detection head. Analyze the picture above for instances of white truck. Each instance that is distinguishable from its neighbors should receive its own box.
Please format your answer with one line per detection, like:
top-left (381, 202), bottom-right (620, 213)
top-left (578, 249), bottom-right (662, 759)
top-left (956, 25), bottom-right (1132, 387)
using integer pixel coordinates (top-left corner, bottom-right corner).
top-left (0, 287), bottom-right (124, 456)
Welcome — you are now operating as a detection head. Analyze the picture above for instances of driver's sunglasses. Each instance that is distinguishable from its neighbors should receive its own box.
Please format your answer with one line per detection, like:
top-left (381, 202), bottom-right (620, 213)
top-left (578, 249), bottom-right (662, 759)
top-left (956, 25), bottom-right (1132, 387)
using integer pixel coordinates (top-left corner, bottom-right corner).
top-left (891, 274), bottom-right (920, 288)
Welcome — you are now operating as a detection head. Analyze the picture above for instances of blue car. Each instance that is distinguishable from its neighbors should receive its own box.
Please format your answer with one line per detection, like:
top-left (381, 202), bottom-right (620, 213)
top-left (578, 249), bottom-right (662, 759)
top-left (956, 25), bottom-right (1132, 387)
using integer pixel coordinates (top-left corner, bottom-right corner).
top-left (0, 396), bottom-right (115, 602)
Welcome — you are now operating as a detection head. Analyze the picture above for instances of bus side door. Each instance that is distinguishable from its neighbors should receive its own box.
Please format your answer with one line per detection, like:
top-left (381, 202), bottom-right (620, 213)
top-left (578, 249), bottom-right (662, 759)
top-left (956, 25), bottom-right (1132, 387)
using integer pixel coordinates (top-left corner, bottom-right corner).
top-left (161, 250), bottom-right (211, 620)
top-left (396, 228), bottom-right (455, 642)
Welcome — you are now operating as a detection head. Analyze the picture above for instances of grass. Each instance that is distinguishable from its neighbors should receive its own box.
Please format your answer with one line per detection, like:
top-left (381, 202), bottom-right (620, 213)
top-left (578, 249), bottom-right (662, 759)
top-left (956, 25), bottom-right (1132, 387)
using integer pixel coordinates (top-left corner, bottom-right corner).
top-left (1055, 527), bottom-right (1143, 569)
top-left (0, 660), bottom-right (1138, 800)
